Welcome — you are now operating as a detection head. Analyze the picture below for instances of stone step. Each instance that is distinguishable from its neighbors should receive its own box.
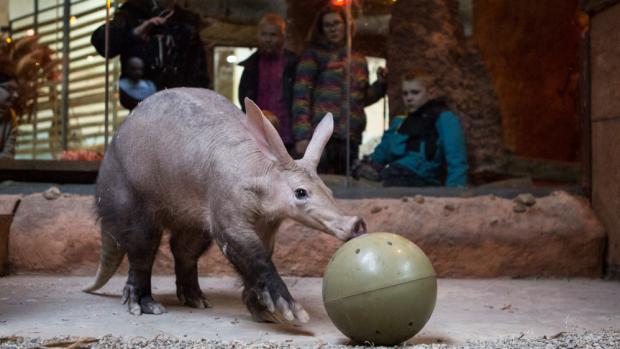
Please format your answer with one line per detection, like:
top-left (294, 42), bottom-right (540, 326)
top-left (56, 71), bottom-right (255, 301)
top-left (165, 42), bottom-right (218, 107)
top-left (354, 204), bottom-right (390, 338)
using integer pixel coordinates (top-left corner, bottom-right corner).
top-left (1, 190), bottom-right (605, 278)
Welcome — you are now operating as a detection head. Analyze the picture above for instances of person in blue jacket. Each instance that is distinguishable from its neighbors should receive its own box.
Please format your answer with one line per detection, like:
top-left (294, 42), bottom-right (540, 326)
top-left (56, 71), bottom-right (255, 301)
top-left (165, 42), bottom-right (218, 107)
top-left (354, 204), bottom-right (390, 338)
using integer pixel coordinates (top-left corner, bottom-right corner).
top-left (353, 69), bottom-right (468, 187)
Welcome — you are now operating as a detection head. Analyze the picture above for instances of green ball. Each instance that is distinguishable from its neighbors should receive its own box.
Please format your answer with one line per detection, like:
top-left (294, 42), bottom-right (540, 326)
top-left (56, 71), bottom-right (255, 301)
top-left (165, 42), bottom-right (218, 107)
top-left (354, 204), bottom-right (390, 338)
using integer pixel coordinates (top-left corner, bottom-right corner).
top-left (322, 232), bottom-right (437, 346)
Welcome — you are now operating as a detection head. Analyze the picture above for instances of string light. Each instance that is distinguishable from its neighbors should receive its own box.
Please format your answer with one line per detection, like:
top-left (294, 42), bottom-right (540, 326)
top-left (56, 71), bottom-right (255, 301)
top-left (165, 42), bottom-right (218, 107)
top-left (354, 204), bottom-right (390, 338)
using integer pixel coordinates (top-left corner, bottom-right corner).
top-left (5, 37), bottom-right (12, 44)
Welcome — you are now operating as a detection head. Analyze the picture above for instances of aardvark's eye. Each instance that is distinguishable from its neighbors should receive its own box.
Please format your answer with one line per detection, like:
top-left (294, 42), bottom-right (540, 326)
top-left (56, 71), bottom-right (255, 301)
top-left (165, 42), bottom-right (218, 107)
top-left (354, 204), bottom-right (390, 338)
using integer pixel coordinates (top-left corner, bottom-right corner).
top-left (295, 188), bottom-right (308, 200)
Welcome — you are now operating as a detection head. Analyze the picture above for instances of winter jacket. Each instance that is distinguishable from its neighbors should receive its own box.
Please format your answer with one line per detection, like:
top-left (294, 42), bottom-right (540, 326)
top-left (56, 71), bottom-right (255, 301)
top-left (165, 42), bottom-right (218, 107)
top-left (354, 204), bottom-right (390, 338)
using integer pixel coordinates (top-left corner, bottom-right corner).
top-left (238, 50), bottom-right (298, 145)
top-left (371, 100), bottom-right (468, 187)
top-left (238, 50), bottom-right (298, 113)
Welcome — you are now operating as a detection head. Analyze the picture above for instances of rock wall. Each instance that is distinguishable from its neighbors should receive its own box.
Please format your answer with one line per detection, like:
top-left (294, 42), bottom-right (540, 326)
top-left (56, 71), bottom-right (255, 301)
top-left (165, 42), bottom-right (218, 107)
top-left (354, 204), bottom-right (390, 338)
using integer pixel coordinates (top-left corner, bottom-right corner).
top-left (474, 0), bottom-right (582, 161)
top-left (387, 0), bottom-right (504, 169)
top-left (589, 1), bottom-right (620, 277)
top-left (4, 191), bottom-right (605, 278)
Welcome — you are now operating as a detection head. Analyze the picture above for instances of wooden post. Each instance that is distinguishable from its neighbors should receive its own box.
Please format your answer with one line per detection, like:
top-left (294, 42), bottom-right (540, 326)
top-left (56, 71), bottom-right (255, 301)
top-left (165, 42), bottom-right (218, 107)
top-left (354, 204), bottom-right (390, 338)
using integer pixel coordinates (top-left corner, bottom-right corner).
top-left (0, 196), bottom-right (21, 276)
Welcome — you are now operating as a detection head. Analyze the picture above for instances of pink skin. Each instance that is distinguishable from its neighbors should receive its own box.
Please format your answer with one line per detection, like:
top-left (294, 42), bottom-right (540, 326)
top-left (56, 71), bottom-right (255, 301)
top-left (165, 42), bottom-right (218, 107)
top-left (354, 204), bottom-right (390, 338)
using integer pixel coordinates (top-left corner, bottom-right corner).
top-left (322, 12), bottom-right (345, 44)
top-left (401, 79), bottom-right (437, 112)
top-left (257, 23), bottom-right (284, 56)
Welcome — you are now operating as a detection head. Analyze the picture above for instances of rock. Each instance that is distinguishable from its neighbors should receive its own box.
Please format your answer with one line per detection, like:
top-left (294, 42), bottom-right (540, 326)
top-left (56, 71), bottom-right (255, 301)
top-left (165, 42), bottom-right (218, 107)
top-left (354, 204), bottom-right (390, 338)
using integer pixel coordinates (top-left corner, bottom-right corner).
top-left (414, 195), bottom-right (425, 204)
top-left (513, 203), bottom-right (527, 213)
top-left (43, 187), bottom-right (61, 200)
top-left (6, 191), bottom-right (605, 278)
top-left (478, 177), bottom-right (534, 189)
top-left (514, 193), bottom-right (537, 206)
top-left (370, 206), bottom-right (382, 214)
top-left (444, 203), bottom-right (456, 211)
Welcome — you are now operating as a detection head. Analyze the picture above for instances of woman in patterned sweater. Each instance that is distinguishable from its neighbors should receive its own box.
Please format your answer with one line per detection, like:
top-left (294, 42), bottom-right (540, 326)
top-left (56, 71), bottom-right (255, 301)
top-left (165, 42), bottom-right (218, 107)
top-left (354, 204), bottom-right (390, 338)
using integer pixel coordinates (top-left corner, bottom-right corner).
top-left (292, 4), bottom-right (387, 175)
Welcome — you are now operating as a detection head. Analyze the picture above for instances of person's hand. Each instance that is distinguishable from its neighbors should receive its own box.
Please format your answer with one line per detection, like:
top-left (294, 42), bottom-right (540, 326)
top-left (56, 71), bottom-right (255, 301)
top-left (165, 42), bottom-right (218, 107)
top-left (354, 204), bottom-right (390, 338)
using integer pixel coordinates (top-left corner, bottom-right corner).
top-left (352, 156), bottom-right (382, 181)
top-left (353, 163), bottom-right (381, 181)
top-left (133, 10), bottom-right (174, 40)
top-left (376, 67), bottom-right (388, 83)
top-left (0, 80), bottom-right (19, 115)
top-left (295, 140), bottom-right (309, 157)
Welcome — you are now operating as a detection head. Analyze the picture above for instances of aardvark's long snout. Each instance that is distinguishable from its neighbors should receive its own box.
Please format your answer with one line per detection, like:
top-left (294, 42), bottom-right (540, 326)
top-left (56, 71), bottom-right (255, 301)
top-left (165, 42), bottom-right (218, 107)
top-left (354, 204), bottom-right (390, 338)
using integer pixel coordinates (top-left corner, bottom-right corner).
top-left (327, 216), bottom-right (367, 241)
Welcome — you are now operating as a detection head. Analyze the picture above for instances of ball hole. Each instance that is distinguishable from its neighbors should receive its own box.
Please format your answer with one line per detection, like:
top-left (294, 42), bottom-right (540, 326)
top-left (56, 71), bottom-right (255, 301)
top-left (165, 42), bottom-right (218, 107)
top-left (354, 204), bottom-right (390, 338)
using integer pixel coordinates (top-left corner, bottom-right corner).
top-left (387, 241), bottom-right (393, 246)
top-left (409, 322), bottom-right (413, 326)
top-left (355, 249), bottom-right (360, 254)
top-left (375, 330), bottom-right (381, 335)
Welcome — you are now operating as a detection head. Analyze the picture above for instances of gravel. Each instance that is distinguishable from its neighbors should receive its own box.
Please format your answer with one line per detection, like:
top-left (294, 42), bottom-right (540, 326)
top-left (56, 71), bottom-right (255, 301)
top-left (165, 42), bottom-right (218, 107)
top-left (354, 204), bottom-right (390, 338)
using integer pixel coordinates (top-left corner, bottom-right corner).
top-left (1, 329), bottom-right (618, 349)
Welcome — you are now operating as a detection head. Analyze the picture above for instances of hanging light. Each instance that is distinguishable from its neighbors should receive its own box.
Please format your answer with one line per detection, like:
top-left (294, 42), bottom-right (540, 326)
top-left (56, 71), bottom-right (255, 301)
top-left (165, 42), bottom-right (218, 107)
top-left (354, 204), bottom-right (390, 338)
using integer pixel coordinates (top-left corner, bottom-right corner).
top-left (331, 0), bottom-right (349, 6)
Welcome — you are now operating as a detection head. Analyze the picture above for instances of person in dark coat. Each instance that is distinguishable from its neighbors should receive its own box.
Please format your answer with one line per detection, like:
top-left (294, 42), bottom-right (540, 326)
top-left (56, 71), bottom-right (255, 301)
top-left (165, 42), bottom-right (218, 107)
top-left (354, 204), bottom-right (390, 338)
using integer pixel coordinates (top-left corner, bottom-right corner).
top-left (91, 0), bottom-right (209, 91)
top-left (0, 73), bottom-right (18, 159)
top-left (238, 14), bottom-right (298, 154)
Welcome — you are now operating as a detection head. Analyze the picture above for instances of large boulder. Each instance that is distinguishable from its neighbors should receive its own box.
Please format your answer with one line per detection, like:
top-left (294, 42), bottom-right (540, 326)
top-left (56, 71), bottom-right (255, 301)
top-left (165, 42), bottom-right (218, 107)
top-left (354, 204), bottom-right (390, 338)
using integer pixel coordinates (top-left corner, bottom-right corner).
top-left (5, 190), bottom-right (605, 277)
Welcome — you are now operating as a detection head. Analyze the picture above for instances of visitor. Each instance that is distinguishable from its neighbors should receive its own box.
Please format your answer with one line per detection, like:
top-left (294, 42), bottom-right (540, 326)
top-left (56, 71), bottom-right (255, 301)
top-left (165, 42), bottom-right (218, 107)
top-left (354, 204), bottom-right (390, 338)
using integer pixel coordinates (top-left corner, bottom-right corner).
top-left (353, 69), bottom-right (468, 187)
top-left (0, 73), bottom-right (19, 159)
top-left (91, 0), bottom-right (210, 91)
top-left (119, 57), bottom-right (157, 110)
top-left (292, 4), bottom-right (387, 173)
top-left (238, 14), bottom-right (298, 154)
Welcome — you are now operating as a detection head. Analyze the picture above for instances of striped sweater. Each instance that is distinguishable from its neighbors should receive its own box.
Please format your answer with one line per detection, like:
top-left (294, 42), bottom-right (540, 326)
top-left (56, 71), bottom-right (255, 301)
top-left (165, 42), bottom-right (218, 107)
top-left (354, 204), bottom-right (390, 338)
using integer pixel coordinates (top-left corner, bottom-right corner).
top-left (292, 42), bottom-right (386, 143)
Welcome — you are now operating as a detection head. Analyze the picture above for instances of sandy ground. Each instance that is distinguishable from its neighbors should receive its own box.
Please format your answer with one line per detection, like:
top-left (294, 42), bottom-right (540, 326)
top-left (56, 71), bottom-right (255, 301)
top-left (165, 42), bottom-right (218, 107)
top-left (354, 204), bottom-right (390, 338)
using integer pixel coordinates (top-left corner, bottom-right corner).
top-left (0, 276), bottom-right (618, 347)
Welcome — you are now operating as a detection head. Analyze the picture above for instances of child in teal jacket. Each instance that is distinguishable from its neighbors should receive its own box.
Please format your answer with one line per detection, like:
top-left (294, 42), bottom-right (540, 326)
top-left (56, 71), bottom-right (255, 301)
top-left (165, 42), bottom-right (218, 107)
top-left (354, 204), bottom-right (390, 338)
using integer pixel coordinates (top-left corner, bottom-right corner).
top-left (356, 70), bottom-right (468, 187)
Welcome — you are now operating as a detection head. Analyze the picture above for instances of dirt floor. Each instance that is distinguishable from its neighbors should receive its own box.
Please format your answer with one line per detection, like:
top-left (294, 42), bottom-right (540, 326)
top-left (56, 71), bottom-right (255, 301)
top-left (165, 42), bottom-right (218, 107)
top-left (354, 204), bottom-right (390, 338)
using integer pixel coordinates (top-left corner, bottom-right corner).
top-left (0, 276), bottom-right (618, 348)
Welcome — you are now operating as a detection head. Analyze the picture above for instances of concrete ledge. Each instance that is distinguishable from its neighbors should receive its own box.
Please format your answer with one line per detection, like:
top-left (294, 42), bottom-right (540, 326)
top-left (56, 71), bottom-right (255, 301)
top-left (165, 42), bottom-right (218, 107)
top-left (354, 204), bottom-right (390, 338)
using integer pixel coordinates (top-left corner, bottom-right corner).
top-left (4, 191), bottom-right (605, 277)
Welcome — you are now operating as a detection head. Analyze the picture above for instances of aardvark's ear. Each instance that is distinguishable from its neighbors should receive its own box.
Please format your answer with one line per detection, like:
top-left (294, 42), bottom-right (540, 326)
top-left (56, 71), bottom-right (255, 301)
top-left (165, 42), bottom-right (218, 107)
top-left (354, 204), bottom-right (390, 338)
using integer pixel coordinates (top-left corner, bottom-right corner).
top-left (303, 113), bottom-right (334, 168)
top-left (244, 97), bottom-right (293, 164)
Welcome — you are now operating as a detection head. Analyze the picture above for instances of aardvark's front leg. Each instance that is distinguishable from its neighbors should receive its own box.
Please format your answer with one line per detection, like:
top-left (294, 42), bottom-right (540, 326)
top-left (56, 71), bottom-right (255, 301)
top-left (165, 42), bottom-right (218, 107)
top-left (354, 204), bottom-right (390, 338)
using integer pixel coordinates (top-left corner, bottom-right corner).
top-left (215, 229), bottom-right (309, 323)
